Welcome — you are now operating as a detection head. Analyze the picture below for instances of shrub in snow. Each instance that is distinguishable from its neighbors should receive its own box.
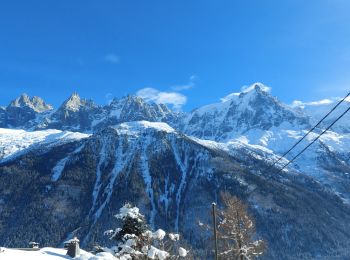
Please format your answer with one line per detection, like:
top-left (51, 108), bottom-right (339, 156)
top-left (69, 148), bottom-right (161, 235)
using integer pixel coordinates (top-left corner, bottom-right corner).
top-left (104, 203), bottom-right (189, 259)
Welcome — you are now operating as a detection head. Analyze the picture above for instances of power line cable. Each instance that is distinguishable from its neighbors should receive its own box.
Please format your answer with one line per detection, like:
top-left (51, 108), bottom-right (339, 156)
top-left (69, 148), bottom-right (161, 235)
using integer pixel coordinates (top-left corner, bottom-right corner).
top-left (210, 92), bottom-right (350, 246)
top-left (268, 91), bottom-right (350, 169)
top-left (222, 91), bottom-right (350, 203)
top-left (274, 105), bottom-right (350, 175)
top-left (245, 104), bottom-right (350, 197)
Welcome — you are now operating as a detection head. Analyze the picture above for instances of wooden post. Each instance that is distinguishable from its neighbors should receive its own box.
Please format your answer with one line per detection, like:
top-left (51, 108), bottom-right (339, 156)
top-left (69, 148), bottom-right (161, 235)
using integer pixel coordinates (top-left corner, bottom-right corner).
top-left (212, 202), bottom-right (218, 260)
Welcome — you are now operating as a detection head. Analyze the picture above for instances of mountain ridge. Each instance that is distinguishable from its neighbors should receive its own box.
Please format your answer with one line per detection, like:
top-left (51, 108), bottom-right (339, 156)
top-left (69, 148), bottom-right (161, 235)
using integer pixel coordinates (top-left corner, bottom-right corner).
top-left (1, 83), bottom-right (350, 258)
top-left (1, 83), bottom-right (348, 134)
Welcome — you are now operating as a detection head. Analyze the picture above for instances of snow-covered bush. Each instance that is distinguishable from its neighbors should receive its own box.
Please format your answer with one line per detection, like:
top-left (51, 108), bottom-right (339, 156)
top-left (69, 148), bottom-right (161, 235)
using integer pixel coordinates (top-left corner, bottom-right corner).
top-left (104, 203), bottom-right (188, 259)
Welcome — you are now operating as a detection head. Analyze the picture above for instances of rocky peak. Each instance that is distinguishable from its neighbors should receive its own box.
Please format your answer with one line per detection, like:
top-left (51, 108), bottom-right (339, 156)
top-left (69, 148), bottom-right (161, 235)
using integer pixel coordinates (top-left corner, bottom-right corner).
top-left (9, 93), bottom-right (30, 107)
top-left (231, 83), bottom-right (300, 120)
top-left (8, 93), bottom-right (52, 113)
top-left (124, 94), bottom-right (144, 104)
top-left (237, 82), bottom-right (272, 101)
top-left (184, 83), bottom-right (310, 141)
top-left (108, 95), bottom-right (147, 110)
top-left (108, 95), bottom-right (173, 122)
top-left (247, 82), bottom-right (270, 93)
top-left (61, 92), bottom-right (82, 112)
top-left (58, 92), bottom-right (97, 113)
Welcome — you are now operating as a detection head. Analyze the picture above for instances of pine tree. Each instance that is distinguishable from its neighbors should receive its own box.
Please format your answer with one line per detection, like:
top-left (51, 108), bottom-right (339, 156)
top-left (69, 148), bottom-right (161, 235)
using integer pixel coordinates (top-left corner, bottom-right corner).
top-left (104, 203), bottom-right (190, 259)
top-left (110, 203), bottom-right (148, 243)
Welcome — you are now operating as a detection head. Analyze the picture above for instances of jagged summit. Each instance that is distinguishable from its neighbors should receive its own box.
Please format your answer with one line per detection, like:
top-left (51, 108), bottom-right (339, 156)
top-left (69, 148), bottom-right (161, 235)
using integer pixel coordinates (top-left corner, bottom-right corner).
top-left (243, 82), bottom-right (271, 93)
top-left (4, 94), bottom-right (53, 127)
top-left (184, 82), bottom-right (309, 141)
top-left (220, 82), bottom-right (271, 102)
top-left (101, 94), bottom-right (179, 130)
top-left (8, 93), bottom-right (53, 112)
top-left (9, 93), bottom-right (30, 107)
top-left (1, 83), bottom-right (349, 135)
top-left (58, 92), bottom-right (97, 112)
top-left (44, 93), bottom-right (102, 131)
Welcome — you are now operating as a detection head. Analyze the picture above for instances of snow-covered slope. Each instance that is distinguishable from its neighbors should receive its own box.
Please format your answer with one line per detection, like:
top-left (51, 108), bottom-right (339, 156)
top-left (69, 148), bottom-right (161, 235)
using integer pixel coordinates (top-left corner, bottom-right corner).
top-left (0, 128), bottom-right (90, 163)
top-left (0, 247), bottom-right (114, 260)
top-left (179, 83), bottom-right (350, 202)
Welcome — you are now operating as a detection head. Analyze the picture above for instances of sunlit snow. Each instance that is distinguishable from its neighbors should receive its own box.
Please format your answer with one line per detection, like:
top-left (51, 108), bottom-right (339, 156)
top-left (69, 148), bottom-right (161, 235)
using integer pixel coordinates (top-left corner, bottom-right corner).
top-left (0, 128), bottom-right (90, 163)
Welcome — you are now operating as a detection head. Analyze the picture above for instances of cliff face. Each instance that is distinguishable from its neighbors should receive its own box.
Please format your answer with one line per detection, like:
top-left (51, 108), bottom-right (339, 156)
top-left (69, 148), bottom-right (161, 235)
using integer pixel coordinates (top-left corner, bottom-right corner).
top-left (0, 122), bottom-right (349, 259)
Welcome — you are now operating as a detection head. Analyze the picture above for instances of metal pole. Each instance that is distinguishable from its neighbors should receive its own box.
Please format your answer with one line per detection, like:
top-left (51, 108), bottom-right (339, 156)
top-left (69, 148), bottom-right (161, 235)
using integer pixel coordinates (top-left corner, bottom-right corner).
top-left (212, 202), bottom-right (218, 260)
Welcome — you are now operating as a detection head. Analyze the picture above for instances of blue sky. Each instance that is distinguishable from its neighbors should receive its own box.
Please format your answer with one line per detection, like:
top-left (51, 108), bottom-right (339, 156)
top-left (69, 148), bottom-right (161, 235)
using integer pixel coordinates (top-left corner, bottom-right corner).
top-left (0, 0), bottom-right (350, 111)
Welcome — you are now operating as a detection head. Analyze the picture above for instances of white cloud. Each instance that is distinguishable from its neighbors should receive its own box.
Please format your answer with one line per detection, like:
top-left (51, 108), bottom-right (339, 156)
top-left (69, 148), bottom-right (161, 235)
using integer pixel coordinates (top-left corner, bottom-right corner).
top-left (290, 97), bottom-right (350, 108)
top-left (171, 75), bottom-right (197, 91)
top-left (291, 99), bottom-right (334, 108)
top-left (136, 87), bottom-right (187, 110)
top-left (104, 54), bottom-right (120, 64)
top-left (136, 88), bottom-right (159, 102)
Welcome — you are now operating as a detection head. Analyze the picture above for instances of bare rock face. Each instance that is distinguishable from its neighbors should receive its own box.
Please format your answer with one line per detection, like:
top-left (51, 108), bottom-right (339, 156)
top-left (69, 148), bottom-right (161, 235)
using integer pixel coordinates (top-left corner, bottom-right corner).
top-left (92, 95), bottom-right (182, 131)
top-left (0, 107), bottom-right (6, 127)
top-left (45, 93), bottom-right (103, 131)
top-left (5, 93), bottom-right (183, 132)
top-left (5, 94), bottom-right (52, 127)
top-left (9, 93), bottom-right (52, 113)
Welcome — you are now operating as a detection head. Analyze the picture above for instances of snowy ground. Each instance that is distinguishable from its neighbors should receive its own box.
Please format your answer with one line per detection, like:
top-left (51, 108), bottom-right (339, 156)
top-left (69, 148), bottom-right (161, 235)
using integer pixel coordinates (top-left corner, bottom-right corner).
top-left (0, 247), bottom-right (115, 260)
top-left (0, 128), bottom-right (90, 163)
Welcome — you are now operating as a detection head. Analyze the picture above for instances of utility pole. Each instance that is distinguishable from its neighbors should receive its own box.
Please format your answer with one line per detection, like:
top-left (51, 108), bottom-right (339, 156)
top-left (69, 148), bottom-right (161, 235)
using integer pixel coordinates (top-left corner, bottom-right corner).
top-left (212, 202), bottom-right (218, 260)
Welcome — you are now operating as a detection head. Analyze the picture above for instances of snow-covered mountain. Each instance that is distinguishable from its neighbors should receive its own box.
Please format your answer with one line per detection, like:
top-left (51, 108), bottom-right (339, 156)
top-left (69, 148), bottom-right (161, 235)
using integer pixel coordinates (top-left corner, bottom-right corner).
top-left (183, 83), bottom-right (309, 141)
top-left (39, 93), bottom-right (103, 132)
top-left (1, 121), bottom-right (349, 259)
top-left (1, 84), bottom-right (349, 137)
top-left (0, 93), bottom-right (182, 132)
top-left (181, 84), bottom-right (350, 202)
top-left (1, 84), bottom-right (350, 259)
